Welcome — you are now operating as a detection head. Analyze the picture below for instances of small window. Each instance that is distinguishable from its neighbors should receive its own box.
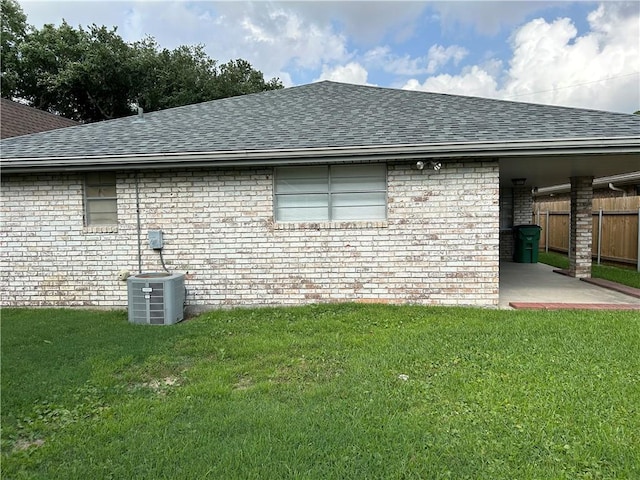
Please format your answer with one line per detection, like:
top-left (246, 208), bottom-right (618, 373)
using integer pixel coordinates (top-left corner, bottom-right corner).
top-left (500, 187), bottom-right (514, 231)
top-left (275, 164), bottom-right (387, 222)
top-left (84, 172), bottom-right (117, 225)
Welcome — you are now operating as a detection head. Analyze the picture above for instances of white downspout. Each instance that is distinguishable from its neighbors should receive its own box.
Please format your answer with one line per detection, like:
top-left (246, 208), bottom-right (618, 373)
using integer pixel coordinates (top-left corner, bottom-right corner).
top-left (608, 183), bottom-right (626, 196)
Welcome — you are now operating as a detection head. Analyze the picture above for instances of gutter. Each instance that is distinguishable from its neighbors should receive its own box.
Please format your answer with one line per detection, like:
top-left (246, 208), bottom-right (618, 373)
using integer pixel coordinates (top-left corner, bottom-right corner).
top-left (2, 136), bottom-right (639, 174)
top-left (534, 171), bottom-right (640, 196)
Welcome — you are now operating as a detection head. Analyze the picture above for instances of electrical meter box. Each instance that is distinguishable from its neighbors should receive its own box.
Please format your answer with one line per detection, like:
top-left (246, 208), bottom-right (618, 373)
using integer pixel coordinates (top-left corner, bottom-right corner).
top-left (148, 230), bottom-right (164, 249)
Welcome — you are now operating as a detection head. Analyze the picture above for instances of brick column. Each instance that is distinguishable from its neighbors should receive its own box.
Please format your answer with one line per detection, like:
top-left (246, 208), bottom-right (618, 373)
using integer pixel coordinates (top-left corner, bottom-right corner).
top-left (569, 176), bottom-right (593, 278)
top-left (513, 186), bottom-right (533, 225)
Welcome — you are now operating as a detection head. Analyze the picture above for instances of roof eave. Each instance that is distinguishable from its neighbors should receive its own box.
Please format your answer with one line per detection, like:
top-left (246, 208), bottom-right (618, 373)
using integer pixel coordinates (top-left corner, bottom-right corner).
top-left (2, 136), bottom-right (639, 173)
top-left (534, 170), bottom-right (640, 196)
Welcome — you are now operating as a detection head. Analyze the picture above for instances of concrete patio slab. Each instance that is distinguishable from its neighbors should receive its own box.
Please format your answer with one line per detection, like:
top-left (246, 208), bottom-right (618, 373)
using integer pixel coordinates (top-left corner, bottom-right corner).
top-left (499, 261), bottom-right (640, 309)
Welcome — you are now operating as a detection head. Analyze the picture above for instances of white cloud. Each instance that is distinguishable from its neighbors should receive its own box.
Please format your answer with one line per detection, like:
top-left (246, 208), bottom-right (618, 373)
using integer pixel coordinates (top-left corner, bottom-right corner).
top-left (122, 7), bottom-right (143, 41)
top-left (404, 65), bottom-right (499, 98)
top-left (284, 2), bottom-right (427, 45)
top-left (315, 62), bottom-right (370, 85)
top-left (124, 3), bottom-right (351, 78)
top-left (363, 43), bottom-right (468, 76)
top-left (195, 4), bottom-right (351, 81)
top-left (363, 46), bottom-right (426, 76)
top-left (404, 3), bottom-right (640, 113)
top-left (425, 45), bottom-right (469, 74)
top-left (120, 2), bottom-right (213, 47)
top-left (433, 1), bottom-right (561, 36)
top-left (20, 0), bottom-right (138, 38)
top-left (273, 71), bottom-right (294, 88)
top-left (20, 1), bottom-right (351, 85)
top-left (505, 2), bottom-right (640, 111)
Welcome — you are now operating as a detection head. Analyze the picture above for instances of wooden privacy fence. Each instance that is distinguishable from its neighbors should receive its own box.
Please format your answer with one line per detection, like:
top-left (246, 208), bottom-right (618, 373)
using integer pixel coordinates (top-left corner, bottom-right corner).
top-left (533, 197), bottom-right (640, 271)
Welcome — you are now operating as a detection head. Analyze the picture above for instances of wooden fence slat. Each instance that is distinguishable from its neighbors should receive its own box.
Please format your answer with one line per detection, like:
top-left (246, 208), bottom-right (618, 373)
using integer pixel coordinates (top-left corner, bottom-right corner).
top-left (536, 197), bottom-right (640, 212)
top-left (533, 202), bottom-right (639, 266)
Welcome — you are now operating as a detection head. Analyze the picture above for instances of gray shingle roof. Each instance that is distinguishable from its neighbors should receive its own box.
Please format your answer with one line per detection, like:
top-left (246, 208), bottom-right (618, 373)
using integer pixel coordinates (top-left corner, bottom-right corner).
top-left (1, 81), bottom-right (639, 161)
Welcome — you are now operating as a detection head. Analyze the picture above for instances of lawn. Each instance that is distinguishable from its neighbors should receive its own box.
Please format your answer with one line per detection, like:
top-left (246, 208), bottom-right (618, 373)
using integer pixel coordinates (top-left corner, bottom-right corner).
top-left (538, 251), bottom-right (640, 289)
top-left (2, 306), bottom-right (639, 479)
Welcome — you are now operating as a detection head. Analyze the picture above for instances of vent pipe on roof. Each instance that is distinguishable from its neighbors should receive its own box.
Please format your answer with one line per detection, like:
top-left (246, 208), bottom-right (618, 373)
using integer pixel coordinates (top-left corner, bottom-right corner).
top-left (132, 106), bottom-right (145, 124)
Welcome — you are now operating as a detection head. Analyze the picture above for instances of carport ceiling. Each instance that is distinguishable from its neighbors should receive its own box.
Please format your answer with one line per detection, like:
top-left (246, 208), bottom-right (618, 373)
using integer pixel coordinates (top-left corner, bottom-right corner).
top-left (499, 153), bottom-right (640, 188)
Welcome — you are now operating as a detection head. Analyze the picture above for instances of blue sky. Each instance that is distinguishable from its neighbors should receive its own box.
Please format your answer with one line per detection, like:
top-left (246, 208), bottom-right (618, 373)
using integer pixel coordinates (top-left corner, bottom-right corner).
top-left (18, 1), bottom-right (640, 113)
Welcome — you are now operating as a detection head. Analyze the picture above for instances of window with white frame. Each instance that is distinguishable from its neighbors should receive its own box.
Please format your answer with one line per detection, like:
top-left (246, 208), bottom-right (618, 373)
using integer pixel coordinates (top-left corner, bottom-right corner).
top-left (274, 164), bottom-right (387, 222)
top-left (84, 172), bottom-right (117, 226)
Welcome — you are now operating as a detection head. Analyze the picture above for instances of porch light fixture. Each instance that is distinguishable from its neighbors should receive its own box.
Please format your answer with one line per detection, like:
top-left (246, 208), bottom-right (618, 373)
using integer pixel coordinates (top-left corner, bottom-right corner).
top-left (415, 160), bottom-right (442, 172)
top-left (512, 178), bottom-right (526, 186)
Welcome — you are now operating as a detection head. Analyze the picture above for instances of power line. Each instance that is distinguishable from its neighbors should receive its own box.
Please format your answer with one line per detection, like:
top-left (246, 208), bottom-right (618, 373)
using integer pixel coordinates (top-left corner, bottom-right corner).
top-left (502, 71), bottom-right (639, 99)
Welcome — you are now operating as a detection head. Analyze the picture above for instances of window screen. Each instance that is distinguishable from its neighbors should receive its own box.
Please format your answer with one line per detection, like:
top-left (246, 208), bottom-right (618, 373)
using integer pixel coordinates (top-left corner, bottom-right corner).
top-left (500, 187), bottom-right (514, 231)
top-left (84, 172), bottom-right (117, 225)
top-left (275, 164), bottom-right (386, 222)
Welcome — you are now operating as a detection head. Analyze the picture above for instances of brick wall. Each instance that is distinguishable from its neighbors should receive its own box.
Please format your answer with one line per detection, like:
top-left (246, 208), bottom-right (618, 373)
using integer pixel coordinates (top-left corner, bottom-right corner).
top-left (0, 161), bottom-right (500, 309)
top-left (499, 186), bottom-right (533, 260)
top-left (513, 186), bottom-right (533, 225)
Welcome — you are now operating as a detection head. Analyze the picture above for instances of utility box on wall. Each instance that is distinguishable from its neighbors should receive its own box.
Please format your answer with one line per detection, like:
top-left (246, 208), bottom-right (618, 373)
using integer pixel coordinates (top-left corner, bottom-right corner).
top-left (148, 230), bottom-right (164, 249)
top-left (127, 272), bottom-right (185, 325)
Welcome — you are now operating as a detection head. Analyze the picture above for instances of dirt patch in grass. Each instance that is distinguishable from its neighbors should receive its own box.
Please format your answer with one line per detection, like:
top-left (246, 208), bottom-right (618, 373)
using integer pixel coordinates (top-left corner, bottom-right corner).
top-left (133, 376), bottom-right (181, 395)
top-left (233, 376), bottom-right (254, 391)
top-left (13, 438), bottom-right (45, 452)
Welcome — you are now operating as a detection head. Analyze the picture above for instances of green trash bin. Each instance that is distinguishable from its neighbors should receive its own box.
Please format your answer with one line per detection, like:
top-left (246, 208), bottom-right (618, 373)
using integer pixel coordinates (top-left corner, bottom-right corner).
top-left (513, 225), bottom-right (542, 263)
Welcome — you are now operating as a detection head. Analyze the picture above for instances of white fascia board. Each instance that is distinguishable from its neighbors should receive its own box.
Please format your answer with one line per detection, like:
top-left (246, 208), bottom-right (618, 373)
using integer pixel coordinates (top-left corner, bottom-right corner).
top-left (535, 171), bottom-right (640, 196)
top-left (2, 136), bottom-right (639, 173)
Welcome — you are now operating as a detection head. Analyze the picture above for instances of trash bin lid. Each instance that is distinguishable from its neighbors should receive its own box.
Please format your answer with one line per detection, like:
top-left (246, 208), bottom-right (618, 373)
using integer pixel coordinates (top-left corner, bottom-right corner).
top-left (513, 224), bottom-right (542, 231)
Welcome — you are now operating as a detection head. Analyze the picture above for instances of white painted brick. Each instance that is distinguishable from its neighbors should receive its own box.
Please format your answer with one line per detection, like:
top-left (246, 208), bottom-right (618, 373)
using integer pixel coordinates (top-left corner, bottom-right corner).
top-left (1, 162), bottom-right (500, 308)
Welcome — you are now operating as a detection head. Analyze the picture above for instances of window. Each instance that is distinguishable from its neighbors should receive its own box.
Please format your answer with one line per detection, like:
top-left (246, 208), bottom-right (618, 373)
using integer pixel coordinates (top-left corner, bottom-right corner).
top-left (275, 164), bottom-right (387, 222)
top-left (500, 187), bottom-right (514, 231)
top-left (84, 172), bottom-right (117, 225)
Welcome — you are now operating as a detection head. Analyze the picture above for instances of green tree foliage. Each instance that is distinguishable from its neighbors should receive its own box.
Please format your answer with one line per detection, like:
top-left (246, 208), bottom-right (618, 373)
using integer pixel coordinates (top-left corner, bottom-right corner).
top-left (1, 0), bottom-right (28, 95)
top-left (2, 2), bottom-right (283, 122)
top-left (217, 59), bottom-right (281, 98)
top-left (16, 22), bottom-right (136, 121)
top-left (132, 39), bottom-right (219, 112)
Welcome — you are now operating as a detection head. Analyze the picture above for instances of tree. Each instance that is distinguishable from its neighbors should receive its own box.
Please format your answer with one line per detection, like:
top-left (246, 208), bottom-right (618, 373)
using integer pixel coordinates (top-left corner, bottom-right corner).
top-left (3, 7), bottom-right (283, 122)
top-left (16, 22), bottom-right (136, 121)
top-left (1, 0), bottom-right (28, 97)
top-left (132, 45), bottom-right (283, 112)
top-left (132, 40), bottom-right (220, 112)
top-left (216, 58), bottom-right (282, 98)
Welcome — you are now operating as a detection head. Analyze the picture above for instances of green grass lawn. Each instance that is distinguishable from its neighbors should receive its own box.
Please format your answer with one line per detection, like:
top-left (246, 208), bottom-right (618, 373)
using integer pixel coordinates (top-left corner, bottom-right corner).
top-left (539, 251), bottom-right (640, 289)
top-left (2, 306), bottom-right (639, 479)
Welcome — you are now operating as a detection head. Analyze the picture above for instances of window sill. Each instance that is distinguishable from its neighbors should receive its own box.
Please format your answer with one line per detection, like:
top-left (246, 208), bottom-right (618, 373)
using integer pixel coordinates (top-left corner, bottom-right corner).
top-left (83, 225), bottom-right (118, 234)
top-left (274, 220), bottom-right (388, 230)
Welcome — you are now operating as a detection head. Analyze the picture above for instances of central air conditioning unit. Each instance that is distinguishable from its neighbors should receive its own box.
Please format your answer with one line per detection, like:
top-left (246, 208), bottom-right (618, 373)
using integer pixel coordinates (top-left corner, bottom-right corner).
top-left (127, 272), bottom-right (185, 325)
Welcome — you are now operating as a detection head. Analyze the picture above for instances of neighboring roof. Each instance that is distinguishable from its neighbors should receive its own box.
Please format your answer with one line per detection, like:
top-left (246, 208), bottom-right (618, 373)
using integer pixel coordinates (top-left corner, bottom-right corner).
top-left (1, 81), bottom-right (639, 172)
top-left (0, 98), bottom-right (78, 139)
